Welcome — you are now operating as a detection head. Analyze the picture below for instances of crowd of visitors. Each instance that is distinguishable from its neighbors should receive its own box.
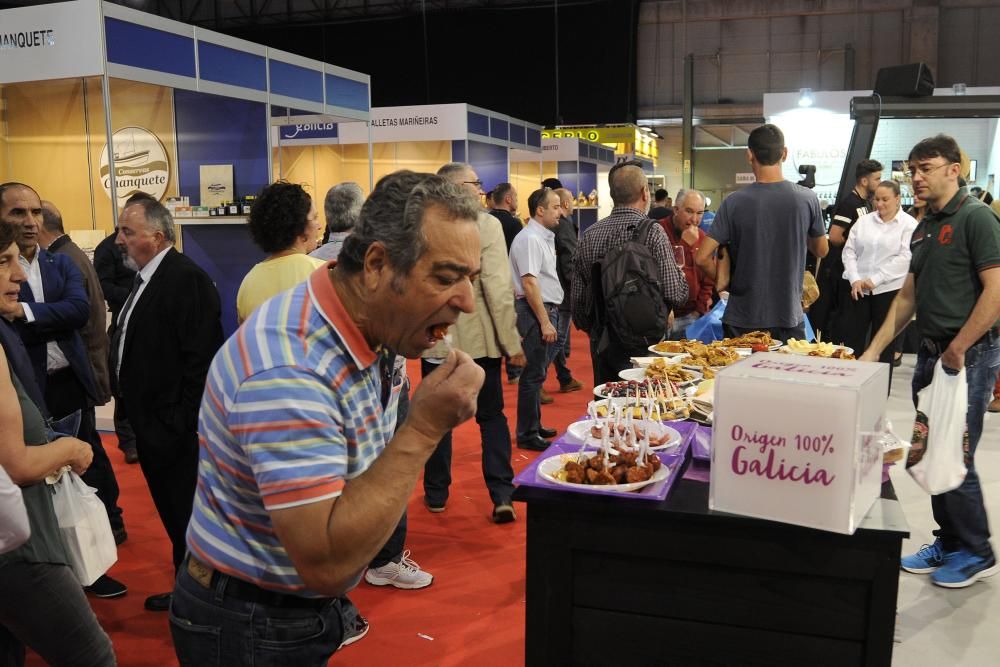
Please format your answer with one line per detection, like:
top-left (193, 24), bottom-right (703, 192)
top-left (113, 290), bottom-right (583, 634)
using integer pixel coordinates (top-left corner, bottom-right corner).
top-left (0, 123), bottom-right (997, 663)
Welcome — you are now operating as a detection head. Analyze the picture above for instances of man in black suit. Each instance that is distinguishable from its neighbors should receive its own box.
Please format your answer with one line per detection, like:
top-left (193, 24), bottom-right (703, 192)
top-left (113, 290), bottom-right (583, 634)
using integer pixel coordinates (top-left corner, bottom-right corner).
top-left (94, 217), bottom-right (139, 464)
top-left (112, 197), bottom-right (223, 611)
top-left (0, 181), bottom-right (128, 599)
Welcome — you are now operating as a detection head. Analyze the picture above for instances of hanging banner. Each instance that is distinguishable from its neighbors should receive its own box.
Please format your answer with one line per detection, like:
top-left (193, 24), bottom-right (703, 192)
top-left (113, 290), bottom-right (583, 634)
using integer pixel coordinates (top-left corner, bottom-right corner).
top-left (0, 1), bottom-right (102, 84)
top-left (338, 103), bottom-right (466, 144)
top-left (99, 126), bottom-right (171, 207)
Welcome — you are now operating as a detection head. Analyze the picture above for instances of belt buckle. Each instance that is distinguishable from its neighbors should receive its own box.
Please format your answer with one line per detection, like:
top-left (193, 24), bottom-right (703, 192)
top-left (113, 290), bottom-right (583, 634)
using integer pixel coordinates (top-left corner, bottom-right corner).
top-left (187, 556), bottom-right (214, 589)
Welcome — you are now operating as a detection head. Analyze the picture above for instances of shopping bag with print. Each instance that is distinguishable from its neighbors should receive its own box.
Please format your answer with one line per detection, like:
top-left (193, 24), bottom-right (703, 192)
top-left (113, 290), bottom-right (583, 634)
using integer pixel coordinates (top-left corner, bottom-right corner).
top-left (50, 471), bottom-right (118, 585)
top-left (907, 360), bottom-right (968, 495)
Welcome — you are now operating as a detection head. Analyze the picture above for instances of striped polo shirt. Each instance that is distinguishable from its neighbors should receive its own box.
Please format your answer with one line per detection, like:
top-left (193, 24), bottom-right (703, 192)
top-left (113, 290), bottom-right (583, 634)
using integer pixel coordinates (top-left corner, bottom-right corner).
top-left (186, 263), bottom-right (403, 596)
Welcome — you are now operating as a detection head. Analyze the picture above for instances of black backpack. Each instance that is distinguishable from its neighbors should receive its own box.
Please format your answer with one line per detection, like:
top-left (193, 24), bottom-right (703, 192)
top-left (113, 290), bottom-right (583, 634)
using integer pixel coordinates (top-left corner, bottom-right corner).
top-left (592, 219), bottom-right (668, 350)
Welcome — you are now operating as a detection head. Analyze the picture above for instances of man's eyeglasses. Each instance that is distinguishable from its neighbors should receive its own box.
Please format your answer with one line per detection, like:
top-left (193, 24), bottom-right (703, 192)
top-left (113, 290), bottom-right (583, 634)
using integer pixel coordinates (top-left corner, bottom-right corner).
top-left (908, 162), bottom-right (952, 179)
top-left (463, 180), bottom-right (483, 188)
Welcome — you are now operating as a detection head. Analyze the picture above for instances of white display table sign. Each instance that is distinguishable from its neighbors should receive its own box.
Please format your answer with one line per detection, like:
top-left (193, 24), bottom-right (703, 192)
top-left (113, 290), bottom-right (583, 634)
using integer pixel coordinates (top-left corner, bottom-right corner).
top-left (709, 352), bottom-right (888, 534)
top-left (338, 103), bottom-right (467, 144)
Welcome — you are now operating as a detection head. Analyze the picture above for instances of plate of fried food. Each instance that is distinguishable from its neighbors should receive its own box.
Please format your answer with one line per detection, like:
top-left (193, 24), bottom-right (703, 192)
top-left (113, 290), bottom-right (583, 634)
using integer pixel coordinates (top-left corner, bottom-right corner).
top-left (719, 330), bottom-right (782, 352)
top-left (648, 339), bottom-right (701, 356)
top-left (537, 450), bottom-right (671, 493)
top-left (619, 363), bottom-right (701, 386)
top-left (781, 338), bottom-right (855, 358)
top-left (678, 345), bottom-right (742, 374)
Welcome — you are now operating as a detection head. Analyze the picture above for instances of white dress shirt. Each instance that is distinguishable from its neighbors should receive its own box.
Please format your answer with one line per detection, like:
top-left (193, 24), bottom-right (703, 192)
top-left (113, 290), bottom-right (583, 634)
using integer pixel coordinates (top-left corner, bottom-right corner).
top-left (509, 219), bottom-right (564, 305)
top-left (842, 207), bottom-right (919, 295)
top-left (116, 246), bottom-right (171, 376)
top-left (18, 252), bottom-right (70, 372)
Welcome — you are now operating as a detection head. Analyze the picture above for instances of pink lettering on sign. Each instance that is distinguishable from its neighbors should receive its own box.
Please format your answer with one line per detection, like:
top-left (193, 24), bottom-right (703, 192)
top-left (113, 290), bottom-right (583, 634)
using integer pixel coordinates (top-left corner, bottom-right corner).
top-left (730, 424), bottom-right (786, 454)
top-left (730, 446), bottom-right (836, 486)
top-left (750, 359), bottom-right (854, 377)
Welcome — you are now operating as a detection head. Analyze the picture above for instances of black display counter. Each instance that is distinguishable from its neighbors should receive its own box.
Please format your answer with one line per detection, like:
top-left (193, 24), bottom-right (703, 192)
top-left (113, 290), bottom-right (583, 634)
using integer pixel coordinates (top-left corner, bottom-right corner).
top-left (513, 464), bottom-right (908, 666)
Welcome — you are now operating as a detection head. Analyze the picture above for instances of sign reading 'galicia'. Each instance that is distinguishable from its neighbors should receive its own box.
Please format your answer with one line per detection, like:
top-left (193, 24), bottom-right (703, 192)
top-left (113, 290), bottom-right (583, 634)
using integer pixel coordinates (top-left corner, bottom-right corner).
top-left (99, 127), bottom-right (170, 207)
top-left (0, 29), bottom-right (55, 50)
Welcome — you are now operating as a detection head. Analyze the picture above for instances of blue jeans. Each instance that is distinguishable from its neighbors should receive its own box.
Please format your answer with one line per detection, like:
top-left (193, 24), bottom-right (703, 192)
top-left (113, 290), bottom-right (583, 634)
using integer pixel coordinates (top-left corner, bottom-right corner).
top-left (170, 565), bottom-right (352, 666)
top-left (551, 306), bottom-right (573, 386)
top-left (422, 357), bottom-right (515, 505)
top-left (667, 312), bottom-right (700, 340)
top-left (912, 333), bottom-right (1000, 558)
top-left (515, 300), bottom-right (560, 442)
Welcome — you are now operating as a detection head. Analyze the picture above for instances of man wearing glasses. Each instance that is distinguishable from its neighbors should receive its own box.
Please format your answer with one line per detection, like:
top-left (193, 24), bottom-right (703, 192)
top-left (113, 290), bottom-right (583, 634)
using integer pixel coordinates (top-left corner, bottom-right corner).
top-left (863, 134), bottom-right (1000, 588)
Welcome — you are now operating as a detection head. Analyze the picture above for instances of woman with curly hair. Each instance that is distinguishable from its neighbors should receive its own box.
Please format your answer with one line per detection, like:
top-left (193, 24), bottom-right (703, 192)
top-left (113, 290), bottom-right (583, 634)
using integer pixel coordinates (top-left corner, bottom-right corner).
top-left (236, 182), bottom-right (324, 323)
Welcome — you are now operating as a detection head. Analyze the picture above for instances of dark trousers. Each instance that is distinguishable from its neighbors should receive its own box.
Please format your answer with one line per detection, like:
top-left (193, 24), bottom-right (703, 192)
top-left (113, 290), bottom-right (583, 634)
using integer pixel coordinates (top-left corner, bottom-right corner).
top-left (112, 398), bottom-right (135, 453)
top-left (45, 369), bottom-right (124, 533)
top-left (170, 565), bottom-right (348, 666)
top-left (421, 357), bottom-right (514, 506)
top-left (369, 378), bottom-right (409, 569)
top-left (912, 334), bottom-right (1000, 558)
top-left (131, 421), bottom-right (199, 571)
top-left (515, 300), bottom-right (560, 442)
top-left (0, 561), bottom-right (115, 667)
top-left (723, 323), bottom-right (806, 344)
top-left (588, 331), bottom-right (649, 387)
top-left (551, 306), bottom-right (574, 386)
top-left (840, 289), bottom-right (900, 388)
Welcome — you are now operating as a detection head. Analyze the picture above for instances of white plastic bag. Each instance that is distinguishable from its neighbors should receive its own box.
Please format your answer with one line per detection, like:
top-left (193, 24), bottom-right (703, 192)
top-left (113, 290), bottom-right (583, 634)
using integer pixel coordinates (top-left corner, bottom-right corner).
top-left (908, 360), bottom-right (968, 495)
top-left (50, 471), bottom-right (117, 586)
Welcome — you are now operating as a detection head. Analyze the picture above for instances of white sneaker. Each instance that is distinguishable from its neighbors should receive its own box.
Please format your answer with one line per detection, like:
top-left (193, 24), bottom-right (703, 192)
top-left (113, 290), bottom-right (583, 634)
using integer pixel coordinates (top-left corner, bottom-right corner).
top-left (364, 550), bottom-right (433, 589)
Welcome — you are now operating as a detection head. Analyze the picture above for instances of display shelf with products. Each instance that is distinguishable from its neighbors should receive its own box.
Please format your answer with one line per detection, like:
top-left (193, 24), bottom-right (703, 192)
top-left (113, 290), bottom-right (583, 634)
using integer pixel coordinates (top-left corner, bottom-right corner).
top-left (273, 103), bottom-right (543, 199)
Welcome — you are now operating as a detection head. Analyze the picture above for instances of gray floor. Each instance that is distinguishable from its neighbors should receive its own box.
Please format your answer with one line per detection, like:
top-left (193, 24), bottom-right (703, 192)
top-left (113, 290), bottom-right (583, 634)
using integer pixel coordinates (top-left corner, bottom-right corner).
top-left (886, 356), bottom-right (1000, 666)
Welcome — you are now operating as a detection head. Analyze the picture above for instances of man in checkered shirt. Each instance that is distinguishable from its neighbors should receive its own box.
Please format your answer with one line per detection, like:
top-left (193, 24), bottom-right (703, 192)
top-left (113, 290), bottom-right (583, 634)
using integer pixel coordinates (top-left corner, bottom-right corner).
top-left (571, 163), bottom-right (688, 384)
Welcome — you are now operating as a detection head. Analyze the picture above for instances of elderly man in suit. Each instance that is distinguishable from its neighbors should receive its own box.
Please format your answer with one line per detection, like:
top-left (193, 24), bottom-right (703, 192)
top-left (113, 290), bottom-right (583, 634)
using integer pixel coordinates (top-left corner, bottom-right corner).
top-left (422, 163), bottom-right (525, 522)
top-left (0, 182), bottom-right (127, 599)
top-left (112, 197), bottom-right (223, 611)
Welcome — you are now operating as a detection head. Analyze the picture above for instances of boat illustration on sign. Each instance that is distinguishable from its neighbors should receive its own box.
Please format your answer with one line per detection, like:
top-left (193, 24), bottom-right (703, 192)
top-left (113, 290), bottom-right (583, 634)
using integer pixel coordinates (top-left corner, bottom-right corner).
top-left (112, 129), bottom-right (151, 164)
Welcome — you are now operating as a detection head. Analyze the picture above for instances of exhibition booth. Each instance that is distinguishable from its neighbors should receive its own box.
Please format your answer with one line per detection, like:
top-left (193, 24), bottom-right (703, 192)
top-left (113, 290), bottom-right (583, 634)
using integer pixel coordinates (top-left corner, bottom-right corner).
top-left (0, 0), bottom-right (372, 336)
top-left (273, 103), bottom-right (543, 200)
top-left (763, 87), bottom-right (1000, 207)
top-left (511, 136), bottom-right (616, 234)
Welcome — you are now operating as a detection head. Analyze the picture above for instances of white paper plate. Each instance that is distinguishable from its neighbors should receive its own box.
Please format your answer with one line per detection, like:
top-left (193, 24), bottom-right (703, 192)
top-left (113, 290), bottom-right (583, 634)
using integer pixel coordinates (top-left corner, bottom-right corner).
top-left (566, 419), bottom-right (682, 451)
top-left (536, 453), bottom-right (671, 493)
top-left (619, 367), bottom-right (703, 385)
top-left (779, 344), bottom-right (854, 357)
top-left (647, 343), bottom-right (685, 357)
top-left (630, 356), bottom-right (683, 368)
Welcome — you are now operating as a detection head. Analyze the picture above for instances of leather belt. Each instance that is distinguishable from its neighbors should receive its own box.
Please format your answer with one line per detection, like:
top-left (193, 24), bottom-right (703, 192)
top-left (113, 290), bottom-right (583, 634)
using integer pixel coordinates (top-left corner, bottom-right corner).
top-left (921, 326), bottom-right (1000, 356)
top-left (186, 555), bottom-right (331, 610)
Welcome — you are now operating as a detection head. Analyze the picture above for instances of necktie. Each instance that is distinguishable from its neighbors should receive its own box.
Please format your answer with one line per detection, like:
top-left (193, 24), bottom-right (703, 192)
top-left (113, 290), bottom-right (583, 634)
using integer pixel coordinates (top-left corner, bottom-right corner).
top-left (110, 274), bottom-right (143, 390)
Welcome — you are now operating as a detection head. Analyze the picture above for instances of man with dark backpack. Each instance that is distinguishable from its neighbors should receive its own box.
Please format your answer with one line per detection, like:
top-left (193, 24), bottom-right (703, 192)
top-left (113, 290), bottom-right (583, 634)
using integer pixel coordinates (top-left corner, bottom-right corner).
top-left (572, 163), bottom-right (689, 384)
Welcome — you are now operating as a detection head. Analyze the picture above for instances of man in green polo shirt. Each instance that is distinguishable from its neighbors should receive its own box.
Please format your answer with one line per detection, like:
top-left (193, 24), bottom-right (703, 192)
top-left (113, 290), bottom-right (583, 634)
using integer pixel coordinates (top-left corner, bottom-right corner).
top-left (863, 134), bottom-right (1000, 588)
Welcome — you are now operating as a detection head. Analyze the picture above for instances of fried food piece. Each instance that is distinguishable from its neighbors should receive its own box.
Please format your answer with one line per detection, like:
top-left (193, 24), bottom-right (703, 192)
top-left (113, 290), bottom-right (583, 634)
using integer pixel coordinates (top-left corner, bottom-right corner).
top-left (610, 464), bottom-right (629, 484)
top-left (430, 324), bottom-right (450, 341)
top-left (590, 469), bottom-right (616, 485)
top-left (565, 467), bottom-right (586, 484)
top-left (625, 465), bottom-right (653, 483)
top-left (586, 455), bottom-right (605, 472)
top-left (646, 455), bottom-right (662, 472)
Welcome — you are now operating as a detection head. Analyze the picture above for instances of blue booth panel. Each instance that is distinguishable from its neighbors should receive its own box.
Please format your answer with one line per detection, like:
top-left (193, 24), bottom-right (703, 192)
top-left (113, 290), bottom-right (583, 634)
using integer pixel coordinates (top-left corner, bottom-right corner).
top-left (105, 18), bottom-right (195, 78)
top-left (468, 140), bottom-right (507, 193)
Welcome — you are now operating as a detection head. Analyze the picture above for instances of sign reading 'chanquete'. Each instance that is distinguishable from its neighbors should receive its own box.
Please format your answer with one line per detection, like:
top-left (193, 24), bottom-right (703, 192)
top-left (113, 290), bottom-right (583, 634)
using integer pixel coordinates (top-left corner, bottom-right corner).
top-left (0, 29), bottom-right (55, 50)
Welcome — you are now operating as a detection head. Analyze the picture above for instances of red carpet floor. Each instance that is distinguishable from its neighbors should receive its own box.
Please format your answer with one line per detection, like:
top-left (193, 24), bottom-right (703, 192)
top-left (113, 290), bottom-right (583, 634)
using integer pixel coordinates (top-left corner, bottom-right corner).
top-left (27, 329), bottom-right (596, 667)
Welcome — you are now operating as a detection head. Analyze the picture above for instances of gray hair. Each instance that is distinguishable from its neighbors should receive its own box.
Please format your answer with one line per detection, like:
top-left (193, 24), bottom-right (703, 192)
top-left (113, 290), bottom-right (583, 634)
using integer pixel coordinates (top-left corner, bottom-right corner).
top-left (126, 198), bottom-right (176, 244)
top-left (337, 170), bottom-right (480, 276)
top-left (324, 182), bottom-right (364, 234)
top-left (674, 188), bottom-right (705, 209)
top-left (436, 162), bottom-right (473, 183)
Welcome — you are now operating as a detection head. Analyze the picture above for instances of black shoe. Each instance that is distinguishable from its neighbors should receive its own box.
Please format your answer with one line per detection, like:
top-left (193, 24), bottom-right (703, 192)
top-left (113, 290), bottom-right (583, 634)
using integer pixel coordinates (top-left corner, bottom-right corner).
top-left (423, 495), bottom-right (446, 513)
top-left (113, 527), bottom-right (128, 545)
top-left (123, 448), bottom-right (139, 464)
top-left (144, 592), bottom-right (171, 612)
top-left (492, 502), bottom-right (517, 524)
top-left (892, 355), bottom-right (902, 368)
top-left (516, 437), bottom-right (550, 452)
top-left (539, 426), bottom-right (557, 439)
top-left (85, 574), bottom-right (128, 599)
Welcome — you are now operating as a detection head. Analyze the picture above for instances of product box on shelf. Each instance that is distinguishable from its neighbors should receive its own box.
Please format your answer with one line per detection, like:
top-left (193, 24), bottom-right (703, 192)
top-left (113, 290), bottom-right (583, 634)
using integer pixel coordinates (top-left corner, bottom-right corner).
top-left (173, 206), bottom-right (192, 218)
top-left (709, 352), bottom-right (888, 534)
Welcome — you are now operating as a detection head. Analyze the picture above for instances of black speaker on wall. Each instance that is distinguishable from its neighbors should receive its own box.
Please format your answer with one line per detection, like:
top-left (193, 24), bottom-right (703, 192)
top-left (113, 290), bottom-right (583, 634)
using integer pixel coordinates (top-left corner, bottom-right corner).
top-left (873, 63), bottom-right (935, 97)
